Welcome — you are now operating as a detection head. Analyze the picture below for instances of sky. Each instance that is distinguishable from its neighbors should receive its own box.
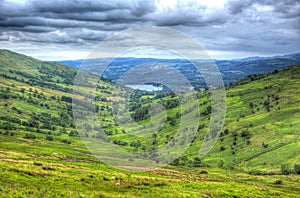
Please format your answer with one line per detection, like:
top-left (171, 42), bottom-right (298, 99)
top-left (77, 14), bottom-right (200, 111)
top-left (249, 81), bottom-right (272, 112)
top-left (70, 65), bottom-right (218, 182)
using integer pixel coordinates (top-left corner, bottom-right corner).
top-left (0, 0), bottom-right (299, 60)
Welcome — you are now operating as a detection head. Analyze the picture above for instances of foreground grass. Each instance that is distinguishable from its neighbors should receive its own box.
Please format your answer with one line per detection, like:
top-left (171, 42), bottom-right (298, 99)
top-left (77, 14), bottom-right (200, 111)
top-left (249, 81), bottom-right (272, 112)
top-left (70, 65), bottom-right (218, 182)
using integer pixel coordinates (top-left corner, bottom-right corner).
top-left (1, 139), bottom-right (300, 198)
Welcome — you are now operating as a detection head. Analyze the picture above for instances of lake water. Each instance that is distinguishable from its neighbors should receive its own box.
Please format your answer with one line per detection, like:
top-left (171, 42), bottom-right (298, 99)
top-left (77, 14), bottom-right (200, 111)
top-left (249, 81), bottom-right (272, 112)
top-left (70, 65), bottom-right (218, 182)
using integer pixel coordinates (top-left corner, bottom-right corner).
top-left (126, 84), bottom-right (163, 92)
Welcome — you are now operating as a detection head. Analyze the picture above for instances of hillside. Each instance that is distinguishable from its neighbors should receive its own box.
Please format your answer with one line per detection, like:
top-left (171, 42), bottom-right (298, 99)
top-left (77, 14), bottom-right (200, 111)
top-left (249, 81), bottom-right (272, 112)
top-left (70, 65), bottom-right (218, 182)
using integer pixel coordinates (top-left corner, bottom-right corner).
top-left (0, 49), bottom-right (300, 197)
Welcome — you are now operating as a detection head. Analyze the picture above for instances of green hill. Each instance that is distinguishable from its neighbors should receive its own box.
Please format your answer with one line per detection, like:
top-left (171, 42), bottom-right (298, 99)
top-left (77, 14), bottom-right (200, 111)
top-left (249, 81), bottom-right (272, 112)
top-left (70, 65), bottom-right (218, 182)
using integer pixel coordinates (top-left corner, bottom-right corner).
top-left (0, 49), bottom-right (300, 197)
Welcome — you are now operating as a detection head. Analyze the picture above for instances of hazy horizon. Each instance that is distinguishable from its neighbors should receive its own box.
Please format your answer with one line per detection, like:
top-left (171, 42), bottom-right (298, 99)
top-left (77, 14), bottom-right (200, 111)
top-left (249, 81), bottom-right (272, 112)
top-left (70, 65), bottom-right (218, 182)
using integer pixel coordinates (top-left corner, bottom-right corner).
top-left (2, 48), bottom-right (300, 62)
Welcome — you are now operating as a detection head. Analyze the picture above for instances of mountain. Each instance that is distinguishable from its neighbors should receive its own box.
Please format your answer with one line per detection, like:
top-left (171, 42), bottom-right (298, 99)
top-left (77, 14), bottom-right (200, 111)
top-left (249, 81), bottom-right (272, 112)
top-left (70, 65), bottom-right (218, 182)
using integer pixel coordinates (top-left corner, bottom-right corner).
top-left (274, 52), bottom-right (300, 62)
top-left (229, 52), bottom-right (300, 62)
top-left (0, 49), bottom-right (300, 197)
top-left (55, 59), bottom-right (84, 69)
top-left (56, 52), bottom-right (300, 88)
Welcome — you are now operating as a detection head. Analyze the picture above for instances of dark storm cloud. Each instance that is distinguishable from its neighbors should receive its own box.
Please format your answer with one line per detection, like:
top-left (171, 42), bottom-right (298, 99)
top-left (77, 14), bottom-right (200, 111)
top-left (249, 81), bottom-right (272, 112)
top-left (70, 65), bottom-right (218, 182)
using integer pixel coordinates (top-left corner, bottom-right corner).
top-left (0, 0), bottom-right (157, 46)
top-left (0, 0), bottom-right (230, 29)
top-left (0, 0), bottom-right (155, 21)
top-left (0, 0), bottom-right (299, 60)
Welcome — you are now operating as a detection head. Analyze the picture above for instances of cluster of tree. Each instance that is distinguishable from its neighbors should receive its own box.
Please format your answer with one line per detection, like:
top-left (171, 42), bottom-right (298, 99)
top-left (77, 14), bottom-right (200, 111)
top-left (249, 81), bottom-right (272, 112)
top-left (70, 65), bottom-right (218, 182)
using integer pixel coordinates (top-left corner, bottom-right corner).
top-left (24, 133), bottom-right (36, 139)
top-left (113, 140), bottom-right (128, 146)
top-left (5, 69), bottom-right (72, 92)
top-left (0, 122), bottom-right (16, 130)
top-left (129, 140), bottom-right (141, 148)
top-left (167, 116), bottom-right (176, 126)
top-left (200, 105), bottom-right (212, 116)
top-left (11, 106), bottom-right (23, 114)
top-left (281, 164), bottom-right (300, 175)
top-left (0, 116), bottom-right (21, 125)
top-left (9, 69), bottom-right (35, 79)
top-left (28, 79), bottom-right (73, 93)
top-left (61, 95), bottom-right (72, 103)
top-left (162, 99), bottom-right (179, 109)
top-left (0, 131), bottom-right (14, 136)
top-left (170, 156), bottom-right (202, 167)
top-left (0, 86), bottom-right (12, 99)
top-left (39, 64), bottom-right (76, 85)
top-left (95, 96), bottom-right (110, 102)
top-left (132, 106), bottom-right (149, 121)
top-left (20, 111), bottom-right (73, 130)
top-left (219, 128), bottom-right (252, 154)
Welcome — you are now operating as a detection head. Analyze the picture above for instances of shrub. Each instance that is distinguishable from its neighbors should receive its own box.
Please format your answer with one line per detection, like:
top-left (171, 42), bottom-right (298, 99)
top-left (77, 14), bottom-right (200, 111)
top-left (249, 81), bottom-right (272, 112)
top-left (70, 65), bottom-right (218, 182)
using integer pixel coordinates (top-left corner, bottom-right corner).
top-left (1, 122), bottom-right (16, 130)
top-left (33, 161), bottom-right (43, 166)
top-left (61, 95), bottom-right (72, 103)
top-left (294, 164), bottom-right (300, 174)
top-left (223, 128), bottom-right (229, 135)
top-left (69, 131), bottom-right (78, 136)
top-left (262, 142), bottom-right (268, 148)
top-left (61, 139), bottom-right (71, 144)
top-left (198, 170), bottom-right (208, 174)
top-left (42, 166), bottom-right (55, 171)
top-left (193, 157), bottom-right (201, 167)
top-left (24, 133), bottom-right (36, 139)
top-left (241, 130), bottom-right (251, 139)
top-left (281, 164), bottom-right (292, 175)
top-left (247, 169), bottom-right (277, 175)
top-left (274, 179), bottom-right (283, 185)
top-left (46, 135), bottom-right (54, 141)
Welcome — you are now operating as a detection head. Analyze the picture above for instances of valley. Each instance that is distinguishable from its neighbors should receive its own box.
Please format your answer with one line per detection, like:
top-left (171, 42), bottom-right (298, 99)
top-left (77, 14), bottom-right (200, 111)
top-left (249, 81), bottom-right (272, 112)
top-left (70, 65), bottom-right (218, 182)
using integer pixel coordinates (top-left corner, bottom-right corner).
top-left (0, 49), bottom-right (300, 197)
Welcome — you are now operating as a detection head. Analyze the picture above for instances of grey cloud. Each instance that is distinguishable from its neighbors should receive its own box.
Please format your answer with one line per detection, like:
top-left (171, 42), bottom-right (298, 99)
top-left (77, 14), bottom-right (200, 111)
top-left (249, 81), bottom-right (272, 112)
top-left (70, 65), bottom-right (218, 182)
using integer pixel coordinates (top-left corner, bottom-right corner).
top-left (274, 41), bottom-right (289, 46)
top-left (149, 13), bottom-right (228, 27)
top-left (226, 0), bottom-right (300, 18)
top-left (0, 0), bottom-right (299, 60)
top-left (225, 0), bottom-right (254, 14)
top-left (0, 28), bottom-right (110, 44)
top-left (147, 4), bottom-right (228, 27)
top-left (0, 0), bottom-right (155, 19)
top-left (274, 1), bottom-right (300, 18)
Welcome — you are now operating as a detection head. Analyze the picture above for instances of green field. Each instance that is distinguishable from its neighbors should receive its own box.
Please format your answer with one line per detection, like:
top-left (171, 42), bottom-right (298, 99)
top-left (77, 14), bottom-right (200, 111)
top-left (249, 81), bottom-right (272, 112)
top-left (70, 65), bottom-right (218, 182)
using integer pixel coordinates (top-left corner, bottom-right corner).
top-left (0, 49), bottom-right (300, 197)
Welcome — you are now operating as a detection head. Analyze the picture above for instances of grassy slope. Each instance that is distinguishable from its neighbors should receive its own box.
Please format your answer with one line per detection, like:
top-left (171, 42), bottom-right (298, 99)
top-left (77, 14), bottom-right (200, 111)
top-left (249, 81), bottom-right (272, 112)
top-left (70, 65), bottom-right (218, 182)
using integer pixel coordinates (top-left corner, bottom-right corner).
top-left (0, 50), bottom-right (300, 197)
top-left (203, 66), bottom-right (300, 171)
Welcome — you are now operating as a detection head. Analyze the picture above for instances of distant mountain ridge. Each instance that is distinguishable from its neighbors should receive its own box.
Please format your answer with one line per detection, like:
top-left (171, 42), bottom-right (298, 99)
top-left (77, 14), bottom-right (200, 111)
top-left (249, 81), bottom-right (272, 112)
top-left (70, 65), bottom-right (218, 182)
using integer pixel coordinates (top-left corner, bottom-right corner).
top-left (55, 52), bottom-right (300, 68)
top-left (55, 52), bottom-right (300, 89)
